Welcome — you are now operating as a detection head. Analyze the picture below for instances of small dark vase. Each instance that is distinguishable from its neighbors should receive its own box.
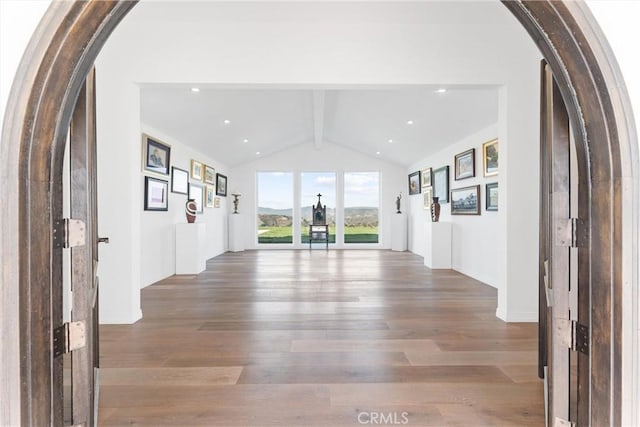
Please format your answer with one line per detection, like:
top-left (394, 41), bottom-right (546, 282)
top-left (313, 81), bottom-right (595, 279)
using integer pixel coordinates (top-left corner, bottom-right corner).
top-left (431, 196), bottom-right (441, 222)
top-left (185, 199), bottom-right (197, 223)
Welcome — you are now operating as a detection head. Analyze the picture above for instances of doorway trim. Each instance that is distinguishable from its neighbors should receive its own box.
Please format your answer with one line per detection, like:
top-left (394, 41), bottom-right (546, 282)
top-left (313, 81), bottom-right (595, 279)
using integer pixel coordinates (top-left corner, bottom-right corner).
top-left (0, 0), bottom-right (637, 425)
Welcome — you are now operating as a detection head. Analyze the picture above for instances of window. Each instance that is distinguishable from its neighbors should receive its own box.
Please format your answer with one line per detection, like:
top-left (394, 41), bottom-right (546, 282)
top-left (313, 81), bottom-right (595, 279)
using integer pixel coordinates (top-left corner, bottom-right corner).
top-left (344, 172), bottom-right (379, 243)
top-left (257, 172), bottom-right (293, 244)
top-left (301, 172), bottom-right (336, 243)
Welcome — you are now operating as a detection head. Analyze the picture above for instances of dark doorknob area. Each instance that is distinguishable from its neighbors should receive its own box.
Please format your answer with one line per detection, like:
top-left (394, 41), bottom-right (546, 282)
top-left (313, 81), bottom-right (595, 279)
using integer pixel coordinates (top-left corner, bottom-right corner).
top-left (97, 237), bottom-right (110, 244)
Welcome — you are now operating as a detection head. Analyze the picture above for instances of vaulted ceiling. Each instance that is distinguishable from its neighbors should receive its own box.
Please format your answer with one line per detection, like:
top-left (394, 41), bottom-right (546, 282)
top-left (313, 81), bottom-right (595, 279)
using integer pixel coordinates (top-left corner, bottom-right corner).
top-left (140, 85), bottom-right (499, 167)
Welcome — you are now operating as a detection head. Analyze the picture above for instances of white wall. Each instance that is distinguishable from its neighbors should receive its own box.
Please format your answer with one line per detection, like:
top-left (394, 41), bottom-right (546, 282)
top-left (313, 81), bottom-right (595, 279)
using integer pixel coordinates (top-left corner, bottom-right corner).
top-left (231, 141), bottom-right (405, 250)
top-left (409, 125), bottom-right (501, 288)
top-left (139, 124), bottom-right (228, 288)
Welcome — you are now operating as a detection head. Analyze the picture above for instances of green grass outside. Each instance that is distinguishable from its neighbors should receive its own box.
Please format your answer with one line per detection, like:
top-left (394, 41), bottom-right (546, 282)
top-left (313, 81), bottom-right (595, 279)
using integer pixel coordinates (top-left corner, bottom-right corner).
top-left (258, 226), bottom-right (378, 244)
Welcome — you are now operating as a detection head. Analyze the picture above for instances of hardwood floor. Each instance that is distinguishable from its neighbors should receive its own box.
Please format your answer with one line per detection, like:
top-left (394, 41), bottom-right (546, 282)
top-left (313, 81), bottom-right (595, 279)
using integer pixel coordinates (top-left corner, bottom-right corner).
top-left (98, 250), bottom-right (543, 426)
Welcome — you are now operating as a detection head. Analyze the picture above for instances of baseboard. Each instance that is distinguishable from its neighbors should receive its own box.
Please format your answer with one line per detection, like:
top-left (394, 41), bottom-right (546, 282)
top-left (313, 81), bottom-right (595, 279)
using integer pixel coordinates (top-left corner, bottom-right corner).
top-left (495, 307), bottom-right (537, 323)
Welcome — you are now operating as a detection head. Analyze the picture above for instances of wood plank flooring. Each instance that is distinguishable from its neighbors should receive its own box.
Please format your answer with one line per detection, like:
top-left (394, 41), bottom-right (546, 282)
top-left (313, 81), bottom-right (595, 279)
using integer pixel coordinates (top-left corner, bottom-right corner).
top-left (98, 250), bottom-right (543, 426)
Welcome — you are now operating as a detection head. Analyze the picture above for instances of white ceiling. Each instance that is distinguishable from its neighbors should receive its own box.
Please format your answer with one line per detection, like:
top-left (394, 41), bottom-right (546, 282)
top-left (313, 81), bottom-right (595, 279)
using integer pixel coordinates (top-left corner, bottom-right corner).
top-left (140, 85), bottom-right (498, 167)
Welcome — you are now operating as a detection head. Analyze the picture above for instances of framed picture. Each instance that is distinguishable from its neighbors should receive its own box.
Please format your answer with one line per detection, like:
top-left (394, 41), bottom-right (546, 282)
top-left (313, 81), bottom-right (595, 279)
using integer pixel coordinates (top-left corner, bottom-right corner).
top-left (216, 173), bottom-right (227, 196)
top-left (432, 165), bottom-right (449, 203)
top-left (486, 182), bottom-right (498, 211)
top-left (451, 185), bottom-right (481, 215)
top-left (483, 138), bottom-right (499, 176)
top-left (214, 197), bottom-right (221, 208)
top-left (206, 185), bottom-right (215, 208)
top-left (142, 134), bottom-right (170, 176)
top-left (204, 165), bottom-right (216, 185)
top-left (191, 160), bottom-right (203, 181)
top-left (171, 166), bottom-right (189, 194)
top-left (144, 176), bottom-right (168, 211)
top-left (423, 186), bottom-right (433, 210)
top-left (421, 168), bottom-right (432, 189)
top-left (188, 183), bottom-right (204, 213)
top-left (454, 148), bottom-right (475, 180)
top-left (408, 171), bottom-right (421, 195)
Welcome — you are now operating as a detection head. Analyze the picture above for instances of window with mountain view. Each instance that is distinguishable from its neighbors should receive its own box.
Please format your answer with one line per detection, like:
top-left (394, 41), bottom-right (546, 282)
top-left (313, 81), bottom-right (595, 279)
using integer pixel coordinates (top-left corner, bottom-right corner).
top-left (344, 172), bottom-right (379, 243)
top-left (301, 172), bottom-right (336, 243)
top-left (257, 172), bottom-right (293, 244)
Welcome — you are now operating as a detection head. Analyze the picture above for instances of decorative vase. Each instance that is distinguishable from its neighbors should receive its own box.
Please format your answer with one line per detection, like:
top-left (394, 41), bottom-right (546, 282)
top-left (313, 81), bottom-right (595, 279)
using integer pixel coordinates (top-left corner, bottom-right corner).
top-left (185, 199), bottom-right (197, 223)
top-left (431, 196), bottom-right (441, 222)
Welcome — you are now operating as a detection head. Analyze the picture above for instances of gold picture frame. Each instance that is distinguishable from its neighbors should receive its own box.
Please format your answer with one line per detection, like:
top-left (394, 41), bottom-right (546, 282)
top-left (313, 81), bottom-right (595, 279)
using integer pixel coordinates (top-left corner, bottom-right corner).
top-left (423, 186), bottom-right (433, 210)
top-left (421, 168), bottom-right (432, 189)
top-left (482, 138), bottom-right (499, 177)
top-left (190, 159), bottom-right (203, 181)
top-left (204, 165), bottom-right (216, 185)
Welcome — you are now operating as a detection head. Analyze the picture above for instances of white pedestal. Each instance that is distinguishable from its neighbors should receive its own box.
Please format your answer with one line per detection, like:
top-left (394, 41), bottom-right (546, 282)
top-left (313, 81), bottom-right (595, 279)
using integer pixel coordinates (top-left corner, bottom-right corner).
top-left (424, 222), bottom-right (452, 269)
top-left (228, 214), bottom-right (246, 252)
top-left (175, 223), bottom-right (206, 274)
top-left (391, 214), bottom-right (408, 251)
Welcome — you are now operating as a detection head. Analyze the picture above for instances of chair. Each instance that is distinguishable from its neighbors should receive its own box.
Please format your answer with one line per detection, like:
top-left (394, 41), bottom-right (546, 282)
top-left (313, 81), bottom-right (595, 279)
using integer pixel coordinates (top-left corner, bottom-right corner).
top-left (309, 193), bottom-right (329, 249)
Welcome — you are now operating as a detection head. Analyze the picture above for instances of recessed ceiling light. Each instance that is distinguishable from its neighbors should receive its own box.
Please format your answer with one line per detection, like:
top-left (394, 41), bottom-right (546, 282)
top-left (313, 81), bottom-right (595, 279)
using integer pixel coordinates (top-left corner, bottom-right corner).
top-left (223, 119), bottom-right (231, 124)
top-left (243, 139), bottom-right (249, 143)
top-left (388, 139), bottom-right (394, 144)
top-left (256, 151), bottom-right (261, 155)
top-left (435, 88), bottom-right (447, 94)
top-left (191, 87), bottom-right (200, 93)
top-left (376, 151), bottom-right (381, 155)
top-left (406, 120), bottom-right (414, 125)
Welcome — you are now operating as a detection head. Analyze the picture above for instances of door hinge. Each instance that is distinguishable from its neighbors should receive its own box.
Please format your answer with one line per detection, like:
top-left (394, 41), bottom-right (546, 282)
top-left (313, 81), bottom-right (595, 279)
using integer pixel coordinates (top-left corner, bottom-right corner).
top-left (53, 321), bottom-right (86, 357)
top-left (53, 218), bottom-right (86, 248)
top-left (556, 218), bottom-right (586, 248)
top-left (554, 417), bottom-right (576, 427)
top-left (557, 318), bottom-right (589, 355)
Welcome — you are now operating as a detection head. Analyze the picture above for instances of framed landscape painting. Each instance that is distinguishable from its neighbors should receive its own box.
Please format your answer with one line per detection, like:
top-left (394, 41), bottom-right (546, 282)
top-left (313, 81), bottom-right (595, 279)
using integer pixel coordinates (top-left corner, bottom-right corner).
top-left (486, 182), bottom-right (498, 211)
top-left (483, 138), bottom-right (499, 176)
top-left (191, 160), bottom-right (203, 181)
top-left (454, 148), bottom-right (475, 180)
top-left (216, 173), bottom-right (228, 196)
top-left (204, 165), bottom-right (216, 185)
top-left (421, 168), bottom-right (432, 188)
top-left (451, 185), bottom-right (481, 215)
top-left (408, 171), bottom-right (421, 195)
top-left (432, 165), bottom-right (449, 203)
top-left (142, 134), bottom-right (170, 176)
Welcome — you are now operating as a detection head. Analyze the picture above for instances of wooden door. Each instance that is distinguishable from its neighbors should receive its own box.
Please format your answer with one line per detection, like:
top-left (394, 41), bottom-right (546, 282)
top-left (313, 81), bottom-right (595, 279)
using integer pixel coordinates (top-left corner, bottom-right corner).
top-left (65, 67), bottom-right (102, 426)
top-left (539, 61), bottom-right (590, 426)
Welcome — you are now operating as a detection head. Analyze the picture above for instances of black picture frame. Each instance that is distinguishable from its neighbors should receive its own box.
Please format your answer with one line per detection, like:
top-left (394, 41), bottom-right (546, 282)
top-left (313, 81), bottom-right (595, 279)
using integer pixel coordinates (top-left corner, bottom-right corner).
top-left (408, 171), bottom-right (421, 195)
top-left (454, 148), bottom-right (475, 180)
top-left (144, 176), bottom-right (168, 211)
top-left (486, 182), bottom-right (498, 211)
top-left (432, 165), bottom-right (450, 203)
top-left (188, 183), bottom-right (204, 213)
top-left (216, 173), bottom-right (227, 196)
top-left (171, 166), bottom-right (189, 194)
top-left (451, 185), bottom-right (481, 215)
top-left (142, 134), bottom-right (171, 176)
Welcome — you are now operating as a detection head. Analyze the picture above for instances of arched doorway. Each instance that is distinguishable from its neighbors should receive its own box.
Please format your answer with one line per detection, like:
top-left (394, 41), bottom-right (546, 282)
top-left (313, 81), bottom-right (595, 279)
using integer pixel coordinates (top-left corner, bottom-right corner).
top-left (0, 1), bottom-right (637, 426)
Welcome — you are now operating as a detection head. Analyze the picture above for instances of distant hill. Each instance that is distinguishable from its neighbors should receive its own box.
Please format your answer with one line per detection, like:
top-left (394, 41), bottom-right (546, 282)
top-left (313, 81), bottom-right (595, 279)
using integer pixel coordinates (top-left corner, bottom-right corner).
top-left (258, 207), bottom-right (293, 216)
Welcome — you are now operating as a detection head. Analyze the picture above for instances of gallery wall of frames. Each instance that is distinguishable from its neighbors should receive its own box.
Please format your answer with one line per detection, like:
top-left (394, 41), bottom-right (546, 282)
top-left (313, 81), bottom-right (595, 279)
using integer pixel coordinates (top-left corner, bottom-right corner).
top-left (139, 125), bottom-right (228, 288)
top-left (407, 124), bottom-right (501, 289)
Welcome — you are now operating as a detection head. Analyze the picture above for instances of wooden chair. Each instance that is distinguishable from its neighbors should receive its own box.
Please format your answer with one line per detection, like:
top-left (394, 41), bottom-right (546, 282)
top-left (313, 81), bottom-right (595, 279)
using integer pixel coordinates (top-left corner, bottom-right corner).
top-left (309, 193), bottom-right (329, 249)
